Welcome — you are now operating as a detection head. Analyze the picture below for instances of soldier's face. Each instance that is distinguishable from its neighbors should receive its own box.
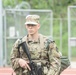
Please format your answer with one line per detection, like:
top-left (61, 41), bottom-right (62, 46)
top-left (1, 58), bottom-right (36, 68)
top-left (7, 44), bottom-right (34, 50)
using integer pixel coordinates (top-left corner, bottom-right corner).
top-left (25, 24), bottom-right (40, 35)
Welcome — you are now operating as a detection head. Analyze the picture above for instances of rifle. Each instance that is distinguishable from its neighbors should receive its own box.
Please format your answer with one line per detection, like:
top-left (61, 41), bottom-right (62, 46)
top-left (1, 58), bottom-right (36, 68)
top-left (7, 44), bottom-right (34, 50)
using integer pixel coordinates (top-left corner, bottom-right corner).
top-left (19, 41), bottom-right (42, 75)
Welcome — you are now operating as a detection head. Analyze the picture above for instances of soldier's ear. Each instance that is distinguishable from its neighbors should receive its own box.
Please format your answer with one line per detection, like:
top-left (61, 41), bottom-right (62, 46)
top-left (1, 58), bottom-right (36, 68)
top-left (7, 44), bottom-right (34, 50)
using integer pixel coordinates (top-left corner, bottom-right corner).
top-left (38, 24), bottom-right (40, 29)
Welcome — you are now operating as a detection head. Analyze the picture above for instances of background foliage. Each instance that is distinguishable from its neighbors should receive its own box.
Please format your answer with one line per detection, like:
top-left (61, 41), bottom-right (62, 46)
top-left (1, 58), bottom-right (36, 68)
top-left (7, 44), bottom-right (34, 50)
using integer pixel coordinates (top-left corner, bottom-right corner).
top-left (3, 0), bottom-right (76, 18)
top-left (2, 0), bottom-right (76, 61)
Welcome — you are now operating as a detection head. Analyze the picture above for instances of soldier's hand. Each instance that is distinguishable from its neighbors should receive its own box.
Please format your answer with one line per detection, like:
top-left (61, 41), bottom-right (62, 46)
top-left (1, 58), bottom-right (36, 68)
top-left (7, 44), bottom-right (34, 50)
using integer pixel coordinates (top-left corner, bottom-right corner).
top-left (18, 58), bottom-right (31, 71)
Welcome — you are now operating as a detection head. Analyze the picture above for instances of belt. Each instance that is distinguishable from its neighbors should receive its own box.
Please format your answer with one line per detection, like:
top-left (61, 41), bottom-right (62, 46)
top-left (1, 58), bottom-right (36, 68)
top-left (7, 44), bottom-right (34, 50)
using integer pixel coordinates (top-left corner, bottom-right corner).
top-left (32, 59), bottom-right (49, 66)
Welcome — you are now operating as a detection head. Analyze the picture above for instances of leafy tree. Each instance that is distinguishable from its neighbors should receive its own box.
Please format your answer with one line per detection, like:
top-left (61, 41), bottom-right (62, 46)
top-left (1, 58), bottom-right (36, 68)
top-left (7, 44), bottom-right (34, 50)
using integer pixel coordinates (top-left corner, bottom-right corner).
top-left (2, 0), bottom-right (76, 17)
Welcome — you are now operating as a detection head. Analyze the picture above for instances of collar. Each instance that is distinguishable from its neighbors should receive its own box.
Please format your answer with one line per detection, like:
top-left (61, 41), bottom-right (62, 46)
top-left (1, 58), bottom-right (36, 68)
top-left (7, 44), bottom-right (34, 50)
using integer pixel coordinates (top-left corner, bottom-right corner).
top-left (27, 36), bottom-right (40, 43)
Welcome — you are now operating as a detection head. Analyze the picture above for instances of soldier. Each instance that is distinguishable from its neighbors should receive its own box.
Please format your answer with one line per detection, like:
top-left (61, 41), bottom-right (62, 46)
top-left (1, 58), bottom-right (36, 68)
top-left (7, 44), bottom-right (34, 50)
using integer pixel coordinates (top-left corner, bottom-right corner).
top-left (10, 14), bottom-right (61, 75)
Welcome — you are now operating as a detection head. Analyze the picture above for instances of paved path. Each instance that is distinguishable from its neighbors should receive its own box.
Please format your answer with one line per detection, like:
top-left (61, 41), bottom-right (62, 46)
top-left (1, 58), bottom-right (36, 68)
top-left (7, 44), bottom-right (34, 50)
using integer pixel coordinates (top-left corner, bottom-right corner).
top-left (60, 68), bottom-right (76, 75)
top-left (0, 67), bottom-right (76, 75)
top-left (0, 67), bottom-right (15, 75)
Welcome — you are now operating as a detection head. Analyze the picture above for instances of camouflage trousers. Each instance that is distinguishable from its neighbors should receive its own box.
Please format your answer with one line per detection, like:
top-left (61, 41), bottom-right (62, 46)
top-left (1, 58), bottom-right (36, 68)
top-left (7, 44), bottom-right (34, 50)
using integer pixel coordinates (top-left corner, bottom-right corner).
top-left (43, 66), bottom-right (60, 75)
top-left (15, 66), bottom-right (60, 75)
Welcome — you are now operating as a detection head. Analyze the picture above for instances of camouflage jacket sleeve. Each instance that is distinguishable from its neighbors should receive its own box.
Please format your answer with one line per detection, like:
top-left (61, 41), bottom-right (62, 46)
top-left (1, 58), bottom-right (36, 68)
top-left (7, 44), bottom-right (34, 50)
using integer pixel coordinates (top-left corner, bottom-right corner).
top-left (10, 39), bottom-right (21, 71)
top-left (47, 41), bottom-right (61, 75)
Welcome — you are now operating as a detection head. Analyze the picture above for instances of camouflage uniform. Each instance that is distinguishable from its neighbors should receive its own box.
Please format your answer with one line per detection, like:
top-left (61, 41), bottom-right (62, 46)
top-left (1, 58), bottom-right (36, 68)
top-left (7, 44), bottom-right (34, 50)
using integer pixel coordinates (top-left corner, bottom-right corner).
top-left (10, 34), bottom-right (61, 75)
